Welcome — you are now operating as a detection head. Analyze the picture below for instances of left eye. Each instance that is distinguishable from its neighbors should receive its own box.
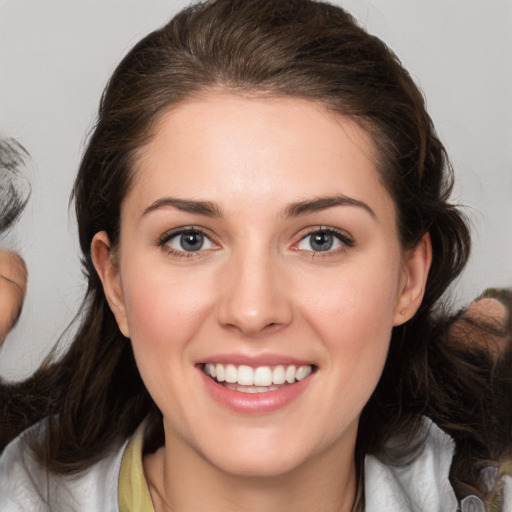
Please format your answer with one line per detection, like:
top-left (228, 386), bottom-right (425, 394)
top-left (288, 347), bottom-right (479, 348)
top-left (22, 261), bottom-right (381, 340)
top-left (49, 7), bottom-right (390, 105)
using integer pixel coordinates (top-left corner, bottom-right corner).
top-left (163, 230), bottom-right (216, 253)
top-left (296, 230), bottom-right (350, 252)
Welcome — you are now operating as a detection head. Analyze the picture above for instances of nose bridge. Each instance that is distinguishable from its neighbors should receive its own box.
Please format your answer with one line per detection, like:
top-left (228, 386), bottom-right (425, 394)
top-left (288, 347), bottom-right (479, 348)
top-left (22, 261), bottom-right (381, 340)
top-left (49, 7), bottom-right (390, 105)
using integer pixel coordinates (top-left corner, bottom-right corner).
top-left (216, 238), bottom-right (292, 335)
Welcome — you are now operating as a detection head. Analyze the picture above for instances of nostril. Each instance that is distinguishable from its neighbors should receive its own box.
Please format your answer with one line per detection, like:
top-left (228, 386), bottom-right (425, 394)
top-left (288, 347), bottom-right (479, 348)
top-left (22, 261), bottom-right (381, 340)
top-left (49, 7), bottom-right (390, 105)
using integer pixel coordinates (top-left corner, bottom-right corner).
top-left (215, 273), bottom-right (294, 335)
top-left (260, 321), bottom-right (286, 335)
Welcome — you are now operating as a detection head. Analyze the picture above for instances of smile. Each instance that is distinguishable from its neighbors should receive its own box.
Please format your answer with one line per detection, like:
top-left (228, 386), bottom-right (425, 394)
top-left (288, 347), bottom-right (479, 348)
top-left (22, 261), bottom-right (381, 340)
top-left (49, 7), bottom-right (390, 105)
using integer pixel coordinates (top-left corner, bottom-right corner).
top-left (202, 363), bottom-right (314, 393)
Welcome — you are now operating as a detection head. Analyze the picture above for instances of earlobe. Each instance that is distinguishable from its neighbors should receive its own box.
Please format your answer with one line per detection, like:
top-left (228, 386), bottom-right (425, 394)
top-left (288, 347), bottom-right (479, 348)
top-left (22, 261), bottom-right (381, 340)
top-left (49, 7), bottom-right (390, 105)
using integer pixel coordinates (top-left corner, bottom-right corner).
top-left (91, 231), bottom-right (130, 337)
top-left (393, 233), bottom-right (432, 326)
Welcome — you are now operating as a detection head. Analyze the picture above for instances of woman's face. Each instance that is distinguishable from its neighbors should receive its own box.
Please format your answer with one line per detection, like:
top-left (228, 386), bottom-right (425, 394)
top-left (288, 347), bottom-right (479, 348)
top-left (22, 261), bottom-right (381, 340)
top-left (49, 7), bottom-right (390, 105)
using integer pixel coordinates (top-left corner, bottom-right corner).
top-left (93, 93), bottom-right (430, 477)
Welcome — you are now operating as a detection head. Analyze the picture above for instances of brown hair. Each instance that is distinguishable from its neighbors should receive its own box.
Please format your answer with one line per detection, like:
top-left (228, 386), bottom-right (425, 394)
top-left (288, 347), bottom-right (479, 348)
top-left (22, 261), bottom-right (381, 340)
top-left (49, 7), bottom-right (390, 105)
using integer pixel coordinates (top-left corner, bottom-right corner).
top-left (4, 0), bottom-right (501, 504)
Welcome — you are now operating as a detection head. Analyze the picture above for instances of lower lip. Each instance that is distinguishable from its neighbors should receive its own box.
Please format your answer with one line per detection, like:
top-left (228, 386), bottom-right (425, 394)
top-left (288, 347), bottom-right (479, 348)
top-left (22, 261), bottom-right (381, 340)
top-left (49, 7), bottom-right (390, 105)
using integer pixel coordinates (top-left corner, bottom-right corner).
top-left (198, 369), bottom-right (313, 415)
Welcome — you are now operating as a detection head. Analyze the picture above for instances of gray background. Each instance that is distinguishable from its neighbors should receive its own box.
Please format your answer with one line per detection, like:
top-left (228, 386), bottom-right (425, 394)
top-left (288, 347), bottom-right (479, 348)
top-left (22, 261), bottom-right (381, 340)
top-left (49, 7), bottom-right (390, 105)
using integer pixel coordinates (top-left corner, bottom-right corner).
top-left (1, 0), bottom-right (511, 380)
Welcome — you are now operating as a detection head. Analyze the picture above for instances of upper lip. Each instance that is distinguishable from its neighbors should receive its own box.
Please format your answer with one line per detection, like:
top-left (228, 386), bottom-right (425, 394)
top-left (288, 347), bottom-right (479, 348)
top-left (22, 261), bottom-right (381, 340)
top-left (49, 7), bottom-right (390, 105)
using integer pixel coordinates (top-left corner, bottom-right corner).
top-left (198, 353), bottom-right (316, 367)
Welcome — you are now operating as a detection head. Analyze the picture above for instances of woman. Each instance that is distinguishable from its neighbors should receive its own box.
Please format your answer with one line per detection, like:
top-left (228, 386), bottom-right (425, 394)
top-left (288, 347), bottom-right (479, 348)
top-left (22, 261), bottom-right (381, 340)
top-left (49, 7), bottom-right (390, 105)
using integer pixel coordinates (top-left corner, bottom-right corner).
top-left (0, 1), bottom-right (510, 510)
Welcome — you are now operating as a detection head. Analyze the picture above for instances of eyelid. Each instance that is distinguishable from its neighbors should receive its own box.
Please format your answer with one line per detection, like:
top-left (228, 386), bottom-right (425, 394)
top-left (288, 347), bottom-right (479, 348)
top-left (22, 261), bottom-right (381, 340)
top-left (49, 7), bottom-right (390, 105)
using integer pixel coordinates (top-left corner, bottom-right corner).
top-left (291, 226), bottom-right (354, 253)
top-left (158, 226), bottom-right (219, 255)
top-left (158, 225), bottom-right (207, 244)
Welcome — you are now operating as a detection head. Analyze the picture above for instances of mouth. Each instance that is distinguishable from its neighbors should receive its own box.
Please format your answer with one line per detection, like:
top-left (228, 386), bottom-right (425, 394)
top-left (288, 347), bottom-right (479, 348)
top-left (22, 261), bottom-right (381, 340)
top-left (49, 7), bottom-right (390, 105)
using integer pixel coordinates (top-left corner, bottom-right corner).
top-left (201, 363), bottom-right (316, 393)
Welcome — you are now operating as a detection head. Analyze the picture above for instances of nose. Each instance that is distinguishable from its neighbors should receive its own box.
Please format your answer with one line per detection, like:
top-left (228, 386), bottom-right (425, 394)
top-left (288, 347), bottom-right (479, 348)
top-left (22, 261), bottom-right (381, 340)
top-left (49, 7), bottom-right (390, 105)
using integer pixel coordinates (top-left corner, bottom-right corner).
top-left (216, 248), bottom-right (293, 337)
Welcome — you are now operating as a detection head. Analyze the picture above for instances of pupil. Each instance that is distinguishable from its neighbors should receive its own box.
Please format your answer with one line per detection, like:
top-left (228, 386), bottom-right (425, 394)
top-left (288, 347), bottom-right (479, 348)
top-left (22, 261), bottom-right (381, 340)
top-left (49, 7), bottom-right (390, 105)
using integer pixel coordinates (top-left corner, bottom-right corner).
top-left (180, 232), bottom-right (203, 251)
top-left (311, 233), bottom-right (333, 251)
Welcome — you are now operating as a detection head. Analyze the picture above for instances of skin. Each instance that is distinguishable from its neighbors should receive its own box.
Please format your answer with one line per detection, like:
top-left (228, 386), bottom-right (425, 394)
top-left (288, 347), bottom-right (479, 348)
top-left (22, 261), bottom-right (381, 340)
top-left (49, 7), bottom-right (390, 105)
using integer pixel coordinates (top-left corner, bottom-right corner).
top-left (0, 249), bottom-right (27, 344)
top-left (92, 94), bottom-right (431, 512)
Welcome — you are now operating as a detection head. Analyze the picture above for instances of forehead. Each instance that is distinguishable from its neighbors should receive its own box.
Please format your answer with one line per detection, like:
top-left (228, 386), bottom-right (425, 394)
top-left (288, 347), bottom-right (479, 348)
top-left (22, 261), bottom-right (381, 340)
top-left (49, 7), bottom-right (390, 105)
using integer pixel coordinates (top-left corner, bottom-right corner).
top-left (126, 93), bottom-right (394, 220)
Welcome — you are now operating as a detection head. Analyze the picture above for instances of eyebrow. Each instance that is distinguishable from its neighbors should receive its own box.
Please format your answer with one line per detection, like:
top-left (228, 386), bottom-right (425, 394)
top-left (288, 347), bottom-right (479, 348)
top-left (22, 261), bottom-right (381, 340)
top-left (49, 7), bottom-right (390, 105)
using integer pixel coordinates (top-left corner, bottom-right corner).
top-left (282, 195), bottom-right (376, 219)
top-left (141, 194), bottom-right (375, 220)
top-left (142, 198), bottom-right (223, 218)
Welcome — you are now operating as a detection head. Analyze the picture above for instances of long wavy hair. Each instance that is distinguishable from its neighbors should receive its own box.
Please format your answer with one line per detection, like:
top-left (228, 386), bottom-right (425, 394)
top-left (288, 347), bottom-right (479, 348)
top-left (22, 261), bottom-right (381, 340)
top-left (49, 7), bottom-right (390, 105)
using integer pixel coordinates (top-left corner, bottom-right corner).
top-left (5, 0), bottom-right (507, 506)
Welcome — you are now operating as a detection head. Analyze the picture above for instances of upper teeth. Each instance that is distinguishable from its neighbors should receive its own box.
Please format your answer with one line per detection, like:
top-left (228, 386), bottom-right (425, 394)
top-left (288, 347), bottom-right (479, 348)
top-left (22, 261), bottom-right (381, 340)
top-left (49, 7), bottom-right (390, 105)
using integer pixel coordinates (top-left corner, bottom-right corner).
top-left (203, 363), bottom-right (312, 386)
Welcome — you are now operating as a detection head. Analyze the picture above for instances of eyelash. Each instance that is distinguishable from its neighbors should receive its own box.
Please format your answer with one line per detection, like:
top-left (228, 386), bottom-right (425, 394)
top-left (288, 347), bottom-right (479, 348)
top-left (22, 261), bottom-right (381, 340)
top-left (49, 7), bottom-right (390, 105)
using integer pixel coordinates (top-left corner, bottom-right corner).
top-left (293, 227), bottom-right (354, 256)
top-left (157, 226), bottom-right (354, 258)
top-left (158, 226), bottom-right (218, 258)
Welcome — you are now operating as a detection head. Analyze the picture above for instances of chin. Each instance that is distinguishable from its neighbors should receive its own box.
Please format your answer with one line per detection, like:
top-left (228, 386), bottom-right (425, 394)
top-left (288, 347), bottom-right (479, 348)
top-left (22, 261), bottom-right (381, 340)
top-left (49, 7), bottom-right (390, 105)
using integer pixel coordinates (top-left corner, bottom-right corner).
top-left (212, 451), bottom-right (311, 479)
top-left (197, 431), bottom-right (319, 479)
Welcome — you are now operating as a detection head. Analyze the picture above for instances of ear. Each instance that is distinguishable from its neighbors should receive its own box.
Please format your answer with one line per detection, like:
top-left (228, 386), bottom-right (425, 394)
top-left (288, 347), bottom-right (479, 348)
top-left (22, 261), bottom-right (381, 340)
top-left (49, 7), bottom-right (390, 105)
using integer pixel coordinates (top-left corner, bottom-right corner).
top-left (393, 233), bottom-right (432, 326)
top-left (91, 231), bottom-right (130, 337)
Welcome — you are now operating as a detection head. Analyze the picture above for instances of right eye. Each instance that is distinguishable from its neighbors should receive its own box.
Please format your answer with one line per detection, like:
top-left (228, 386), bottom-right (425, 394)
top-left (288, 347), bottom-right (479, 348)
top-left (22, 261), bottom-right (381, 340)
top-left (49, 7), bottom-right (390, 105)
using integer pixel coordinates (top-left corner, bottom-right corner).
top-left (292, 227), bottom-right (354, 255)
top-left (160, 228), bottom-right (217, 256)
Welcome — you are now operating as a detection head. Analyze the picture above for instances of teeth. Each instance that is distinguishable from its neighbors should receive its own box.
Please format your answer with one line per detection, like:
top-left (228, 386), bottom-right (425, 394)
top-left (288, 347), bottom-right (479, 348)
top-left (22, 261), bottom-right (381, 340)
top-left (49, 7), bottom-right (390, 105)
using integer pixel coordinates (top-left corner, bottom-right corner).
top-left (237, 365), bottom-right (253, 385)
top-left (203, 363), bottom-right (313, 387)
top-left (215, 364), bottom-right (225, 382)
top-left (296, 365), bottom-right (312, 381)
top-left (254, 366), bottom-right (273, 386)
top-left (224, 364), bottom-right (237, 383)
top-left (285, 365), bottom-right (296, 384)
top-left (224, 383), bottom-right (280, 393)
top-left (272, 365), bottom-right (286, 385)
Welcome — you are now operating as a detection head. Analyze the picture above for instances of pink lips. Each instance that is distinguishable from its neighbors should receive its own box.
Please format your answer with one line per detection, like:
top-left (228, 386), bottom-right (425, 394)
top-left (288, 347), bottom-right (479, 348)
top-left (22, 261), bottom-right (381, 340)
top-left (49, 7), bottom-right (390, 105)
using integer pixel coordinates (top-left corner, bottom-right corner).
top-left (197, 359), bottom-right (315, 415)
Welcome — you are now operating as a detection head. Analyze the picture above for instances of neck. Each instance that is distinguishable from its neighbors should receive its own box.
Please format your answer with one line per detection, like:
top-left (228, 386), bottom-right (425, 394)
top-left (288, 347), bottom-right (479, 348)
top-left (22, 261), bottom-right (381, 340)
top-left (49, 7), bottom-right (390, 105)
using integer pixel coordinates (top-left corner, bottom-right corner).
top-left (144, 425), bottom-right (358, 512)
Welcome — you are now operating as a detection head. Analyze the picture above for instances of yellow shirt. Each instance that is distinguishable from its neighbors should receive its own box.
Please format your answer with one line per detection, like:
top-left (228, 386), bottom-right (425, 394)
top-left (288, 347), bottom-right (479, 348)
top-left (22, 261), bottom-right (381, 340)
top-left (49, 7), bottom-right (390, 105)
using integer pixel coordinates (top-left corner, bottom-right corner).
top-left (118, 424), bottom-right (155, 512)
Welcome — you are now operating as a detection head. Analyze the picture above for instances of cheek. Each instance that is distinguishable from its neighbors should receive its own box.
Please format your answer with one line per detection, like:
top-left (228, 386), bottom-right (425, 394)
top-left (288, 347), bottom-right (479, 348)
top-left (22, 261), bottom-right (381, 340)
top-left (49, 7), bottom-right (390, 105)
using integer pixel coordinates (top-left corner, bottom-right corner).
top-left (122, 258), bottom-right (211, 340)
top-left (120, 270), bottom-right (196, 419)
top-left (302, 260), bottom-right (401, 341)
top-left (119, 260), bottom-right (217, 396)
top-left (299, 261), bottom-right (401, 392)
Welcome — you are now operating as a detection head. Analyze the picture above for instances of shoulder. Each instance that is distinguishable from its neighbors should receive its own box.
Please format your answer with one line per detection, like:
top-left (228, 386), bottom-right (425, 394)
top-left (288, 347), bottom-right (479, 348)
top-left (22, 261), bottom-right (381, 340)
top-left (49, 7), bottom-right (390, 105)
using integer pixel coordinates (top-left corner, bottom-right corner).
top-left (364, 417), bottom-right (458, 511)
top-left (364, 418), bottom-right (512, 512)
top-left (0, 419), bottom-right (128, 512)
